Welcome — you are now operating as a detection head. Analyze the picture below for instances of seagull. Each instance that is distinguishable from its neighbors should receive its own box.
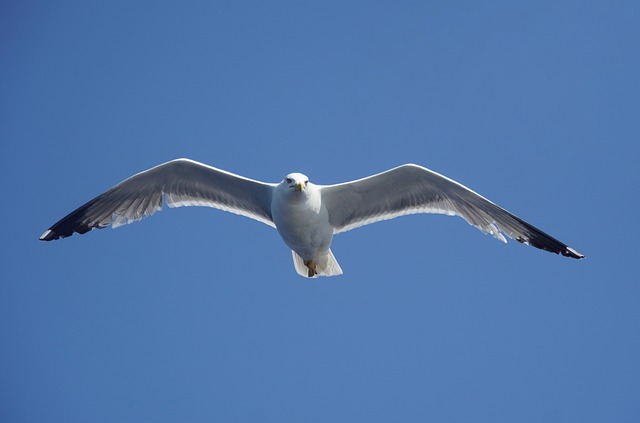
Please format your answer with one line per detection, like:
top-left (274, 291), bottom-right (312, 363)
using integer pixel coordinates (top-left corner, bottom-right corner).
top-left (40, 159), bottom-right (584, 277)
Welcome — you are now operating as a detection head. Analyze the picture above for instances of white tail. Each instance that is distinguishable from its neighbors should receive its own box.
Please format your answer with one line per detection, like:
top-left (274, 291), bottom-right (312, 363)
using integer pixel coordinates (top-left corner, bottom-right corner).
top-left (291, 249), bottom-right (343, 278)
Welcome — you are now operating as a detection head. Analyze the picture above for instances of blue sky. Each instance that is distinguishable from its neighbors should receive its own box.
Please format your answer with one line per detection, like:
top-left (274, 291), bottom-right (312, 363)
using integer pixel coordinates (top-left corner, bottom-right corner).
top-left (2, 1), bottom-right (638, 421)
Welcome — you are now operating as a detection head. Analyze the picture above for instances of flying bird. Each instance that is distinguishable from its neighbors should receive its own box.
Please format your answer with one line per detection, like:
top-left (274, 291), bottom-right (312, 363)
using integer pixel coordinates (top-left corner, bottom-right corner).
top-left (40, 159), bottom-right (584, 277)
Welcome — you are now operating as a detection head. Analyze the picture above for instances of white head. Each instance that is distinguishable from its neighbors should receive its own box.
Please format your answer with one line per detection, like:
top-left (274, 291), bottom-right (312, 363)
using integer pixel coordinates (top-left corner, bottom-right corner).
top-left (281, 172), bottom-right (309, 192)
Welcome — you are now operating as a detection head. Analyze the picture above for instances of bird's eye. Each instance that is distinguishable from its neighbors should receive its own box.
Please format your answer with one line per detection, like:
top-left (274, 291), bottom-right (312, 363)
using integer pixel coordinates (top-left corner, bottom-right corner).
top-left (286, 178), bottom-right (292, 184)
top-left (305, 180), bottom-right (309, 185)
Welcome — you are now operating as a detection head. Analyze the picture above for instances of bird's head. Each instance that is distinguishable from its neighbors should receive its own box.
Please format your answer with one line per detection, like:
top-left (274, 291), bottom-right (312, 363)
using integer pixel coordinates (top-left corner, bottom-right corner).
top-left (282, 173), bottom-right (309, 192)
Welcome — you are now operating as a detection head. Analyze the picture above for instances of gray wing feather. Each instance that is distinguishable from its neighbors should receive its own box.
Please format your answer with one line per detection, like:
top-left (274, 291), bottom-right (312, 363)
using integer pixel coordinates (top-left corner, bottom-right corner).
top-left (40, 159), bottom-right (275, 241)
top-left (320, 164), bottom-right (584, 259)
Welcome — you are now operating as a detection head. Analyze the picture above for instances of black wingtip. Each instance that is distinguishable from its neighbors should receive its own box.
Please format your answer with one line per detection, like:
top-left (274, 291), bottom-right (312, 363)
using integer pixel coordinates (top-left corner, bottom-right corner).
top-left (39, 229), bottom-right (59, 241)
top-left (563, 247), bottom-right (585, 260)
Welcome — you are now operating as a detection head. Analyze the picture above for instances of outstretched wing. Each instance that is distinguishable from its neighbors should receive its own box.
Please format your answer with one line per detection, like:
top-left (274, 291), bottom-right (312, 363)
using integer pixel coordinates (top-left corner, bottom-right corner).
top-left (320, 164), bottom-right (583, 259)
top-left (40, 158), bottom-right (275, 241)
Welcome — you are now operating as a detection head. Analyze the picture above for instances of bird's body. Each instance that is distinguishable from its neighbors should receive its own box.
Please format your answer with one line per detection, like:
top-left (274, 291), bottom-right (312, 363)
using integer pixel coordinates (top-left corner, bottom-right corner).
top-left (40, 159), bottom-right (584, 277)
top-left (271, 174), bottom-right (338, 276)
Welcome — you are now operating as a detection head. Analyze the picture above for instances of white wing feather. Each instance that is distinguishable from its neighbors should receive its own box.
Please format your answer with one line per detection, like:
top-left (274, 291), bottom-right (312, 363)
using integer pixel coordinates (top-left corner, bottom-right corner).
top-left (40, 159), bottom-right (275, 240)
top-left (319, 164), bottom-right (583, 259)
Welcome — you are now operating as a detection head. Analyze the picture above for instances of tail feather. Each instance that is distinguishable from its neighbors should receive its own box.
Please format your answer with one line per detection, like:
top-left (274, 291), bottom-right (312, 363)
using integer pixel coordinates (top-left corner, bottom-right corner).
top-left (291, 251), bottom-right (310, 277)
top-left (291, 249), bottom-right (343, 278)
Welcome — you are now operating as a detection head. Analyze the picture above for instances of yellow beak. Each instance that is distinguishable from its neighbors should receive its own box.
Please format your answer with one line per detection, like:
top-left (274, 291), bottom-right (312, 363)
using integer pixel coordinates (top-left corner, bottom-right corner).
top-left (295, 181), bottom-right (305, 191)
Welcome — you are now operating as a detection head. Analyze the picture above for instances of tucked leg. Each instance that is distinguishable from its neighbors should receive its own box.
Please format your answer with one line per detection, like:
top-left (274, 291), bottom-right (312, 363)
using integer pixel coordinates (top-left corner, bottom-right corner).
top-left (303, 260), bottom-right (317, 277)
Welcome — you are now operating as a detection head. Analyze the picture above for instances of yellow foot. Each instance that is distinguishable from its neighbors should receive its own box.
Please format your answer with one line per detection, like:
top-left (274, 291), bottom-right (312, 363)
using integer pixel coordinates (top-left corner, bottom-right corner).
top-left (303, 260), bottom-right (318, 277)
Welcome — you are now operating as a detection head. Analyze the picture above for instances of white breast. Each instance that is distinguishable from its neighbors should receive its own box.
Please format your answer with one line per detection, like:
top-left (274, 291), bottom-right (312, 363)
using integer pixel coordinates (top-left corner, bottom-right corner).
top-left (271, 183), bottom-right (334, 260)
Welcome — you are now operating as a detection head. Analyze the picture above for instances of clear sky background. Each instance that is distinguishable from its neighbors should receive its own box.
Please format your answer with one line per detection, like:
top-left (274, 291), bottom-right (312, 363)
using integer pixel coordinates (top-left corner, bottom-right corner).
top-left (2, 1), bottom-right (638, 422)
